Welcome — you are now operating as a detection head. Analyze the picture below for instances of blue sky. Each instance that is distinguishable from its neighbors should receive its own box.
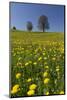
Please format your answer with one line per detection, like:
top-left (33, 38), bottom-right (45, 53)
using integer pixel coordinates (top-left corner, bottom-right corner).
top-left (10, 2), bottom-right (65, 32)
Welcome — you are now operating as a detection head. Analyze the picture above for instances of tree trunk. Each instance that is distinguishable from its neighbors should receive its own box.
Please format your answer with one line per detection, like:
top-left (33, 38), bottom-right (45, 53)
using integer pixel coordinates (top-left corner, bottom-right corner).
top-left (43, 28), bottom-right (44, 32)
top-left (43, 24), bottom-right (45, 32)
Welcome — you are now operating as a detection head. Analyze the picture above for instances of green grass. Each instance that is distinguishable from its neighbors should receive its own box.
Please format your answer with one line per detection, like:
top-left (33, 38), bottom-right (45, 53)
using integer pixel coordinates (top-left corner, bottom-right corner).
top-left (10, 30), bottom-right (64, 97)
top-left (10, 30), bottom-right (64, 45)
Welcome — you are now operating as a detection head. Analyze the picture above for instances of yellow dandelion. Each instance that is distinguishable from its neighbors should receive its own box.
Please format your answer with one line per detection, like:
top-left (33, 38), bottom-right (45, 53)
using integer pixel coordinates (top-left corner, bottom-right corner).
top-left (43, 52), bottom-right (45, 55)
top-left (18, 57), bottom-right (22, 61)
top-left (44, 57), bottom-right (47, 60)
top-left (54, 79), bottom-right (57, 84)
top-left (52, 57), bottom-right (56, 61)
top-left (56, 68), bottom-right (60, 72)
top-left (38, 57), bottom-right (42, 61)
top-left (27, 78), bottom-right (32, 82)
top-left (16, 73), bottom-right (21, 79)
top-left (44, 65), bottom-right (49, 69)
top-left (17, 62), bottom-right (22, 66)
top-left (33, 62), bottom-right (37, 65)
top-left (29, 84), bottom-right (37, 90)
top-left (11, 89), bottom-right (19, 94)
top-left (43, 72), bottom-right (48, 77)
top-left (27, 90), bottom-right (35, 96)
top-left (44, 78), bottom-right (50, 84)
top-left (59, 91), bottom-right (64, 94)
top-left (12, 84), bottom-right (20, 90)
top-left (22, 48), bottom-right (24, 50)
top-left (25, 62), bottom-right (29, 66)
top-left (45, 91), bottom-right (49, 95)
top-left (11, 84), bottom-right (20, 94)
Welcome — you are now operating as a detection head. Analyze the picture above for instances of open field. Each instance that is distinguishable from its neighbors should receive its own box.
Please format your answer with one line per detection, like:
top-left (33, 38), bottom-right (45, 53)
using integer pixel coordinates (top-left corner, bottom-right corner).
top-left (10, 30), bottom-right (64, 45)
top-left (10, 30), bottom-right (65, 97)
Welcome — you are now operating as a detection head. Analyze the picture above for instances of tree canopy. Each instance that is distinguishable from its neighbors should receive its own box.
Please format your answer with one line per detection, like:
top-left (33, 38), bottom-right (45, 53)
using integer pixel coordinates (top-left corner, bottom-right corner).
top-left (13, 26), bottom-right (16, 30)
top-left (27, 21), bottom-right (33, 31)
top-left (38, 15), bottom-right (49, 32)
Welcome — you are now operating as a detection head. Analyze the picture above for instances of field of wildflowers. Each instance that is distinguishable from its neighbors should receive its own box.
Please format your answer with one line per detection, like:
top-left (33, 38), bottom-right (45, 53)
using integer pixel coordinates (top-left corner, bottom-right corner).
top-left (10, 30), bottom-right (65, 97)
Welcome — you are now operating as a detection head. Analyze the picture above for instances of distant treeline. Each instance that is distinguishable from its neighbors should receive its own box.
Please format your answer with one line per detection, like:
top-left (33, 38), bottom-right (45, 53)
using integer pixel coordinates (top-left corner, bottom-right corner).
top-left (12, 15), bottom-right (49, 32)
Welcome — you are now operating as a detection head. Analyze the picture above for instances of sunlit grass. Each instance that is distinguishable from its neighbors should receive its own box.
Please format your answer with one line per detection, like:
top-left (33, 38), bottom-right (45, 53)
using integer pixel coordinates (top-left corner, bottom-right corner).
top-left (10, 30), bottom-right (64, 97)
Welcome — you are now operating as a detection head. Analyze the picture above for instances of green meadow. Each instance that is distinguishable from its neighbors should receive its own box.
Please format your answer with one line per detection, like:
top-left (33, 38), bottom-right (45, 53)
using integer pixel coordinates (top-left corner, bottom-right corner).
top-left (11, 30), bottom-right (64, 44)
top-left (10, 30), bottom-right (64, 97)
